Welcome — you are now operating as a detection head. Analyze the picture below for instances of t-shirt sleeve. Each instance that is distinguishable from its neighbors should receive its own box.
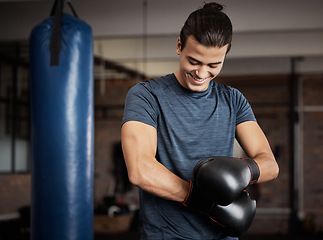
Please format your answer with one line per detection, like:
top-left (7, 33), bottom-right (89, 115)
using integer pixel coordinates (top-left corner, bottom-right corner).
top-left (233, 88), bottom-right (256, 126)
top-left (122, 82), bottom-right (159, 129)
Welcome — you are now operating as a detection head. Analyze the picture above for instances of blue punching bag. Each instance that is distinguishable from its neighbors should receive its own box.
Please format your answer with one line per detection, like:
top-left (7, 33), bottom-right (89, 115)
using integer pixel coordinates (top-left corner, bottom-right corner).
top-left (29, 1), bottom-right (94, 239)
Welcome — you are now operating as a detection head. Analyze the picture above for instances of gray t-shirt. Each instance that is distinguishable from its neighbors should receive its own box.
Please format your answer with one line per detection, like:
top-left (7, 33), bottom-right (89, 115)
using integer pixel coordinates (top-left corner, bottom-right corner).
top-left (122, 73), bottom-right (256, 239)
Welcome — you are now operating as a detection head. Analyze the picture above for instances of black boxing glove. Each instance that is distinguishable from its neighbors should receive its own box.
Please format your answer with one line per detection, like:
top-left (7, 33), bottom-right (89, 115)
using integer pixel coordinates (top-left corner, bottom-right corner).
top-left (182, 179), bottom-right (214, 214)
top-left (182, 182), bottom-right (256, 237)
top-left (193, 156), bottom-right (260, 206)
top-left (209, 191), bottom-right (256, 237)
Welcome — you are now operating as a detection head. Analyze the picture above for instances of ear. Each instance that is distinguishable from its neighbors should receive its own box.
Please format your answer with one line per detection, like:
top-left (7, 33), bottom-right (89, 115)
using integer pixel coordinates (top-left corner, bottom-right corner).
top-left (176, 37), bottom-right (181, 55)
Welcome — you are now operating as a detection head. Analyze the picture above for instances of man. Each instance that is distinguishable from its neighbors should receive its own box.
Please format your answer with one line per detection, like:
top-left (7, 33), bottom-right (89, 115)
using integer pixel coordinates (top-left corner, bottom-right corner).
top-left (121, 2), bottom-right (279, 239)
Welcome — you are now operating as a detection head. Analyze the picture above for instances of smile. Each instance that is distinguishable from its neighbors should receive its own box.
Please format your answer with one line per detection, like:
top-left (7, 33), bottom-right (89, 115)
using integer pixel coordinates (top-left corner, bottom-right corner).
top-left (194, 77), bottom-right (207, 82)
top-left (189, 74), bottom-right (210, 84)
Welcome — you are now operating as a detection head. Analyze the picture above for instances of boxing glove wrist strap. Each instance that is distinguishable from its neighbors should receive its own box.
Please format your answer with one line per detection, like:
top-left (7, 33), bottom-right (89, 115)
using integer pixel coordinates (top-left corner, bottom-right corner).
top-left (242, 158), bottom-right (260, 184)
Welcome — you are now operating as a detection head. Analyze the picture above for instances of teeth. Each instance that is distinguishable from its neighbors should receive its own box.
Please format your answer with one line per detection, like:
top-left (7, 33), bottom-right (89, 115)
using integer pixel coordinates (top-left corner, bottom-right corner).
top-left (194, 77), bottom-right (206, 82)
top-left (190, 74), bottom-right (208, 82)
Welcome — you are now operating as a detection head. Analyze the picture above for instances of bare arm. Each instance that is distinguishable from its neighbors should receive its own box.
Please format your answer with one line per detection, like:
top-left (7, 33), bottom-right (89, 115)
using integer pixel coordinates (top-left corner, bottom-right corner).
top-left (121, 120), bottom-right (190, 202)
top-left (236, 121), bottom-right (279, 183)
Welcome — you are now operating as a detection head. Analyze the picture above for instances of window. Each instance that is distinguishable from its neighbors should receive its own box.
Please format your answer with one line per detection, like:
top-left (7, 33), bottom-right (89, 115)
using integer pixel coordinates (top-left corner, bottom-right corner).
top-left (0, 42), bottom-right (30, 173)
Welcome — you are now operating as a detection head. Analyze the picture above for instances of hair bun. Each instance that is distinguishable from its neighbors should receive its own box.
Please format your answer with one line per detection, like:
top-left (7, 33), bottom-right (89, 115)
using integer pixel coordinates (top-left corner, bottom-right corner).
top-left (203, 2), bottom-right (224, 11)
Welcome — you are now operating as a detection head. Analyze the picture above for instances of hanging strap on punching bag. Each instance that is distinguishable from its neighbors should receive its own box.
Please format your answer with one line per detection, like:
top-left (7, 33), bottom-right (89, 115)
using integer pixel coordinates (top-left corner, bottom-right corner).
top-left (49, 0), bottom-right (78, 66)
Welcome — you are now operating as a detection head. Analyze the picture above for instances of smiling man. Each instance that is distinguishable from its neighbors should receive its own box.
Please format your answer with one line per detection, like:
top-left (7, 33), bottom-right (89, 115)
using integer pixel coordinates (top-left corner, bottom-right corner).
top-left (121, 2), bottom-right (279, 240)
top-left (175, 36), bottom-right (227, 92)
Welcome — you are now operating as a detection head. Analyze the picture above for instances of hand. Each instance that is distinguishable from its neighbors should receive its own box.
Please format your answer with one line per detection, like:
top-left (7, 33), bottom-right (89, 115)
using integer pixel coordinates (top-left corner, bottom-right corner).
top-left (182, 180), bottom-right (256, 237)
top-left (193, 156), bottom-right (259, 206)
top-left (182, 156), bottom-right (259, 236)
top-left (208, 191), bottom-right (256, 237)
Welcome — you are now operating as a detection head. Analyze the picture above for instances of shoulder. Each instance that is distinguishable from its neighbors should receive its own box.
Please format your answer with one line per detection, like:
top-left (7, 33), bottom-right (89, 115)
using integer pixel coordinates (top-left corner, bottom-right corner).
top-left (129, 74), bottom-right (175, 95)
top-left (211, 81), bottom-right (243, 97)
top-left (211, 81), bottom-right (251, 112)
top-left (143, 74), bottom-right (176, 92)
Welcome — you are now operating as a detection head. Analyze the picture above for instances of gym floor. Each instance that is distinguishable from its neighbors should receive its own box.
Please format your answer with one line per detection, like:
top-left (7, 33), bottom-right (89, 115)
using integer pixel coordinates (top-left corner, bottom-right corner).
top-left (95, 232), bottom-right (323, 240)
top-left (1, 209), bottom-right (322, 240)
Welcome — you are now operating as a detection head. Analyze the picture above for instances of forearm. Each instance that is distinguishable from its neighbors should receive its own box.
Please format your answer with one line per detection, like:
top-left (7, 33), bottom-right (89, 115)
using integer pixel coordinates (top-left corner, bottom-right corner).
top-left (236, 121), bottom-right (279, 183)
top-left (252, 151), bottom-right (279, 183)
top-left (129, 156), bottom-right (190, 202)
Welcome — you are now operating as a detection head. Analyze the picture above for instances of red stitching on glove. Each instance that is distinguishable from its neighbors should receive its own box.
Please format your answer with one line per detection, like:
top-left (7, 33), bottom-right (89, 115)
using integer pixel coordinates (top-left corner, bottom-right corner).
top-left (182, 180), bottom-right (192, 206)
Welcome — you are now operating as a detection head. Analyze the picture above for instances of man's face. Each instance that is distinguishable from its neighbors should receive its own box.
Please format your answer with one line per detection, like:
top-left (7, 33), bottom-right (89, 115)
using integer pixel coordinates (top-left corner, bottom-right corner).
top-left (175, 36), bottom-right (228, 92)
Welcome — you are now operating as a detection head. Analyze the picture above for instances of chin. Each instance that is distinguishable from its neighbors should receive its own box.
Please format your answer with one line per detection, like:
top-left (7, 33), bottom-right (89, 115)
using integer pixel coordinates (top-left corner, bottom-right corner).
top-left (188, 84), bottom-right (208, 92)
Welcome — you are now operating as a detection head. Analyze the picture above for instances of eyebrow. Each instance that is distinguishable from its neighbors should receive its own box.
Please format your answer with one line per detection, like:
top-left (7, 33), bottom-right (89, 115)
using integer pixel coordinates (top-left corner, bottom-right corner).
top-left (188, 56), bottom-right (222, 66)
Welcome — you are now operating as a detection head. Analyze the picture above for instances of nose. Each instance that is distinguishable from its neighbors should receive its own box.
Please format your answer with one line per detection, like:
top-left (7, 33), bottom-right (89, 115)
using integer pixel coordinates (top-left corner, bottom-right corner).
top-left (196, 66), bottom-right (209, 79)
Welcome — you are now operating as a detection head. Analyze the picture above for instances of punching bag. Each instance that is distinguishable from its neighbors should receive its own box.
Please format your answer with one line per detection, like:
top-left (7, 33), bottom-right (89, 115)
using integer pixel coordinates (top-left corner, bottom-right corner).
top-left (29, 0), bottom-right (94, 239)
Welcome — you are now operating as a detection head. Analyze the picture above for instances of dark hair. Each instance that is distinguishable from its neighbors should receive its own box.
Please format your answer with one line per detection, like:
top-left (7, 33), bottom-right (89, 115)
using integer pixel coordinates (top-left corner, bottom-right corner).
top-left (180, 2), bottom-right (232, 53)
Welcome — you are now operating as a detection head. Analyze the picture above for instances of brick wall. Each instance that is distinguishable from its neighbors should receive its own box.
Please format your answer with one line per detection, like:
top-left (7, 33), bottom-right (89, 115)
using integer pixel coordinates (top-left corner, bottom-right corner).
top-left (93, 78), bottom-right (140, 208)
top-left (301, 76), bottom-right (323, 233)
top-left (0, 174), bottom-right (31, 214)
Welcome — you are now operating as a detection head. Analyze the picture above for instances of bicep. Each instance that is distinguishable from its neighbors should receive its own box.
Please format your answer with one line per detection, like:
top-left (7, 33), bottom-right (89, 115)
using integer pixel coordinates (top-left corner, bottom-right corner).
top-left (121, 121), bottom-right (157, 182)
